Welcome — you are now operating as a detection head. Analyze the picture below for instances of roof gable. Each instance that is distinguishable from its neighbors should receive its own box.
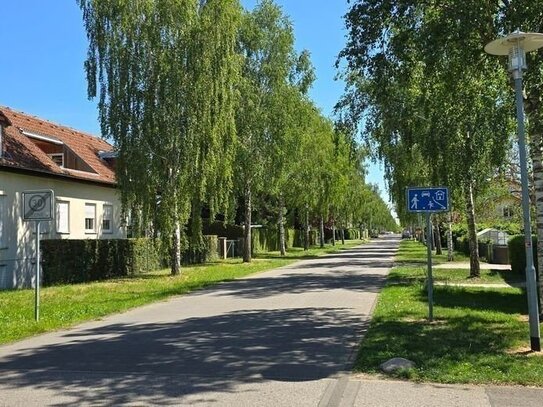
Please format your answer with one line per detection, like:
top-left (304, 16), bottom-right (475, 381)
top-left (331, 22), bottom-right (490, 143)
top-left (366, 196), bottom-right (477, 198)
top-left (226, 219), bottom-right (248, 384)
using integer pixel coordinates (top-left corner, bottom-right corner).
top-left (0, 106), bottom-right (116, 185)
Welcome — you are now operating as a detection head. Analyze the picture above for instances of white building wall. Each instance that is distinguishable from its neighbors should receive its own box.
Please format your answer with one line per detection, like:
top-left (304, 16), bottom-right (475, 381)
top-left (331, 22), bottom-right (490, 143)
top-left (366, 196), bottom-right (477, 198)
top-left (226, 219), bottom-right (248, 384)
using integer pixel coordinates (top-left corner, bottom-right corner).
top-left (0, 171), bottom-right (125, 289)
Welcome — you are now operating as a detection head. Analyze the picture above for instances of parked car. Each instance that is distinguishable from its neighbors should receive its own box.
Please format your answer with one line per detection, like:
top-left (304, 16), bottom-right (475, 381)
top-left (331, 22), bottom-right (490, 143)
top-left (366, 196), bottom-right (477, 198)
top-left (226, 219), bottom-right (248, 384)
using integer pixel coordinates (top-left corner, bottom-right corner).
top-left (401, 230), bottom-right (412, 239)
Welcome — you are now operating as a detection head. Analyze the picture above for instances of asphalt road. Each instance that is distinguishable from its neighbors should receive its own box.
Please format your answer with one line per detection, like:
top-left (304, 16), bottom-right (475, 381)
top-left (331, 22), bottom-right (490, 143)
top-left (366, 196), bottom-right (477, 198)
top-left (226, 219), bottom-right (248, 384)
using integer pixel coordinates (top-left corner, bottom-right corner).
top-left (1, 236), bottom-right (542, 406)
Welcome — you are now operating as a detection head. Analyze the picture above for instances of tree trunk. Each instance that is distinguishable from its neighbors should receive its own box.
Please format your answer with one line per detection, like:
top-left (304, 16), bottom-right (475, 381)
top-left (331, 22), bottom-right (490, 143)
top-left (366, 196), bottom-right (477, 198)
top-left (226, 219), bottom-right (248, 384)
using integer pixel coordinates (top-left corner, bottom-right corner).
top-left (171, 220), bottom-right (181, 275)
top-left (340, 227), bottom-right (345, 245)
top-left (465, 180), bottom-right (480, 278)
top-left (243, 186), bottom-right (252, 263)
top-left (434, 218), bottom-right (442, 255)
top-left (447, 211), bottom-right (454, 261)
top-left (531, 137), bottom-right (543, 314)
top-left (331, 220), bottom-right (336, 246)
top-left (320, 216), bottom-right (325, 248)
top-left (304, 205), bottom-right (310, 251)
top-left (278, 195), bottom-right (286, 256)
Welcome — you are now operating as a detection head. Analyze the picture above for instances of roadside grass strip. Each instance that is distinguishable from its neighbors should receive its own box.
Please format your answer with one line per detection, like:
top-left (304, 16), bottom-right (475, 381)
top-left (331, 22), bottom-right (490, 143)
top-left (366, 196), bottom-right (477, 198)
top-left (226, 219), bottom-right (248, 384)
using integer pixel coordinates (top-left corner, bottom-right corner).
top-left (355, 240), bottom-right (543, 385)
top-left (0, 240), bottom-right (365, 345)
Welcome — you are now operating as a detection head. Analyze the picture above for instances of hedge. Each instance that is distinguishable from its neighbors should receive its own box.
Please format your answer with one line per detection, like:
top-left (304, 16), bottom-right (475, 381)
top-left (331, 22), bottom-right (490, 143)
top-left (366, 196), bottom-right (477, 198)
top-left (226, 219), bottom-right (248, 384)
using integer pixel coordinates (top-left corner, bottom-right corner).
top-left (344, 228), bottom-right (361, 240)
top-left (251, 227), bottom-right (323, 253)
top-left (508, 235), bottom-right (538, 274)
top-left (252, 228), bottom-right (295, 253)
top-left (203, 220), bottom-right (243, 239)
top-left (42, 236), bottom-right (219, 286)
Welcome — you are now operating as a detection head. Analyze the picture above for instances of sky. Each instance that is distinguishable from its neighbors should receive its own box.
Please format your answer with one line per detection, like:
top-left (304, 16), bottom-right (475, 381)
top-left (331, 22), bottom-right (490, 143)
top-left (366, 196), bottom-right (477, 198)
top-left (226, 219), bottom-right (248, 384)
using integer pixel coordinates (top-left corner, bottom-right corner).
top-left (0, 1), bottom-right (388, 202)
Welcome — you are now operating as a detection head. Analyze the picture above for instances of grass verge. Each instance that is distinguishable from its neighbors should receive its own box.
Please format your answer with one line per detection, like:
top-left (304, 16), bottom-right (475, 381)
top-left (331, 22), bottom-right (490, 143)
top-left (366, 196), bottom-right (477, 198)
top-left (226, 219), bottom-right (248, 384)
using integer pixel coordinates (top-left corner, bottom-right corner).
top-left (355, 239), bottom-right (543, 385)
top-left (0, 240), bottom-right (365, 345)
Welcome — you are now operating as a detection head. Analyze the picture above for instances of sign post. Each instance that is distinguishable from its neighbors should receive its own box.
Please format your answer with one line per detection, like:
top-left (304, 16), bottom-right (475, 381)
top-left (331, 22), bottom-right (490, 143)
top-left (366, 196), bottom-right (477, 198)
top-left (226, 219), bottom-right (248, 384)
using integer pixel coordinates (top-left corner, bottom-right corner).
top-left (407, 187), bottom-right (449, 322)
top-left (22, 190), bottom-right (54, 322)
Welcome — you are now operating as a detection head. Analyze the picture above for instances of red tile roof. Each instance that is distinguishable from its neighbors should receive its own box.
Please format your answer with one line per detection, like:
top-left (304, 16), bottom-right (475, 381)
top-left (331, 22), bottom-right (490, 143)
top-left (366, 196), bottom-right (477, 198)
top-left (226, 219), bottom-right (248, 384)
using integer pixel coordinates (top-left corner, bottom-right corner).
top-left (0, 106), bottom-right (116, 185)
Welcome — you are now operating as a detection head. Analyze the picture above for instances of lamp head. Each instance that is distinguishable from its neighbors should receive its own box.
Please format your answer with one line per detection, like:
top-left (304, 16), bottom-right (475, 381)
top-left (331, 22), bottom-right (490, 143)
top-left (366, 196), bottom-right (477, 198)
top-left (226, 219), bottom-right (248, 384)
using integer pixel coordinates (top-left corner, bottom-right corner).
top-left (484, 31), bottom-right (543, 72)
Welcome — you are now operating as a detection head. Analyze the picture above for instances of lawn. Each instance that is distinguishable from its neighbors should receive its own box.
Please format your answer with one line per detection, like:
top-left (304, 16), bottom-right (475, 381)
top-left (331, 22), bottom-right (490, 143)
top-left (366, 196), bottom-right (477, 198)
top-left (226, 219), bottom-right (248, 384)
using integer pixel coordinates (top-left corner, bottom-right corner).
top-left (0, 240), bottom-right (365, 345)
top-left (392, 240), bottom-right (523, 285)
top-left (355, 239), bottom-right (543, 386)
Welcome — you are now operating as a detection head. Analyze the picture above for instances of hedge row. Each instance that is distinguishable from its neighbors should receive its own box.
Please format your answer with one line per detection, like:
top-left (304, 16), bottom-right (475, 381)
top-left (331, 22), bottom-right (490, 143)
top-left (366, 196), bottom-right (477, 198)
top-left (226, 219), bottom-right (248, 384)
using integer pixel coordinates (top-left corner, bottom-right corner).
top-left (41, 236), bottom-right (219, 286)
top-left (203, 221), bottom-right (243, 239)
top-left (252, 228), bottom-right (296, 253)
top-left (251, 227), bottom-right (360, 253)
top-left (508, 235), bottom-right (538, 274)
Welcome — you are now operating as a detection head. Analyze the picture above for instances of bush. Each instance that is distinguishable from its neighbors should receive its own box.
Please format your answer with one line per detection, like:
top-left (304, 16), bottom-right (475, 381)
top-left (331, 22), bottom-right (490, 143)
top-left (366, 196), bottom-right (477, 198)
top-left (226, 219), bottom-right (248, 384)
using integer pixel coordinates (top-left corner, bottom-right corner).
top-left (458, 236), bottom-right (470, 256)
top-left (182, 235), bottom-right (219, 264)
top-left (293, 229), bottom-right (317, 247)
top-left (42, 238), bottom-right (164, 286)
top-left (344, 228), bottom-right (361, 240)
top-left (508, 235), bottom-right (538, 274)
top-left (42, 236), bottom-right (219, 286)
top-left (251, 228), bottom-right (296, 253)
top-left (203, 220), bottom-right (243, 239)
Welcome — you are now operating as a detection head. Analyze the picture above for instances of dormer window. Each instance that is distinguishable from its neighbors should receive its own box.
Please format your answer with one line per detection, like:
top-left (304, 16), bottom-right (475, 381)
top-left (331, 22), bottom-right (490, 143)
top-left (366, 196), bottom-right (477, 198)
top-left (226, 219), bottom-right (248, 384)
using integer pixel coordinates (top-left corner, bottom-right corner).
top-left (22, 129), bottom-right (96, 173)
top-left (49, 153), bottom-right (64, 167)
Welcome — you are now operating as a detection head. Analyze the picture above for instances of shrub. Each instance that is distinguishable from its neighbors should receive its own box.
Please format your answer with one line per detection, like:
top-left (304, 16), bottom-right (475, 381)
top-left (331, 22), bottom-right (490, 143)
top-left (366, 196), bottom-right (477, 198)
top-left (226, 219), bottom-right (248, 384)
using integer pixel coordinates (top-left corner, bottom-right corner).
top-left (41, 238), bottom-right (164, 286)
top-left (203, 220), bottom-right (243, 239)
top-left (344, 228), bottom-right (361, 240)
top-left (508, 235), bottom-right (538, 274)
top-left (251, 228), bottom-right (296, 253)
top-left (42, 236), bottom-right (218, 286)
top-left (182, 235), bottom-right (219, 264)
top-left (458, 236), bottom-right (470, 256)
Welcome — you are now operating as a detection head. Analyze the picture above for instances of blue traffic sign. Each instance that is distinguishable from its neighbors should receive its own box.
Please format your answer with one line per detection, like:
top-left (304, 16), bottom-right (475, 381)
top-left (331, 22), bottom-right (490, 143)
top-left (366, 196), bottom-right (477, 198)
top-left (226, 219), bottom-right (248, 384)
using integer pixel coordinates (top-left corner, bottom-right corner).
top-left (406, 187), bottom-right (449, 213)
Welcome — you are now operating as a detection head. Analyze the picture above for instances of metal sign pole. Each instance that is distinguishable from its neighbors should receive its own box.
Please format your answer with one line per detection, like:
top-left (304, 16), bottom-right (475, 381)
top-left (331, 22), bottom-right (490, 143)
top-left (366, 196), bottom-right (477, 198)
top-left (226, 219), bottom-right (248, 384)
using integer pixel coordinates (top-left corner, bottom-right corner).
top-left (35, 220), bottom-right (40, 322)
top-left (426, 212), bottom-right (434, 322)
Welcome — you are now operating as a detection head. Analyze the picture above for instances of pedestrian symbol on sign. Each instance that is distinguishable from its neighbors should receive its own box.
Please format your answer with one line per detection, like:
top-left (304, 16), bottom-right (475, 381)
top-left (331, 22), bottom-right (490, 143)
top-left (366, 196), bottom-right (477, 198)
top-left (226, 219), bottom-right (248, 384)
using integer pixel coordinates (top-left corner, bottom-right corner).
top-left (411, 194), bottom-right (419, 210)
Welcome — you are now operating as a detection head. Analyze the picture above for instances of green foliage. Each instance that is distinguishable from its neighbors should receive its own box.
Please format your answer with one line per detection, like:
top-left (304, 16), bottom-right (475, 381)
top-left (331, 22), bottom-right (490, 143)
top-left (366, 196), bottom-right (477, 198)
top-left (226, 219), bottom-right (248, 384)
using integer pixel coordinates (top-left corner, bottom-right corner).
top-left (41, 238), bottom-right (164, 285)
top-left (203, 220), bottom-right (244, 239)
top-left (251, 227), bottom-right (295, 253)
top-left (182, 235), bottom-right (219, 265)
top-left (338, 0), bottom-right (514, 226)
top-left (508, 235), bottom-right (538, 274)
top-left (41, 236), bottom-right (219, 285)
top-left (344, 228), bottom-right (361, 240)
top-left (78, 0), bottom-right (242, 271)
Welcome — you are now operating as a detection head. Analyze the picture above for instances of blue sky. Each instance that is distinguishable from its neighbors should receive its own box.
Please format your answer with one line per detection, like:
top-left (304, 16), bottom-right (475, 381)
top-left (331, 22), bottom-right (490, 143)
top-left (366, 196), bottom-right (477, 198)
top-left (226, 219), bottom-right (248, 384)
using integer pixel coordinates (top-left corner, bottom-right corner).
top-left (0, 0), bottom-right (387, 200)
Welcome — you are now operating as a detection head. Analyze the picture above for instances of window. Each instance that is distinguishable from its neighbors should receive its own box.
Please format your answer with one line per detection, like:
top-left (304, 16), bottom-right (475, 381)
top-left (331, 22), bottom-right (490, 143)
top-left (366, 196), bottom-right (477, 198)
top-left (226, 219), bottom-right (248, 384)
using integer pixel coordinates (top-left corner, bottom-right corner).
top-left (0, 195), bottom-right (5, 247)
top-left (102, 205), bottom-right (113, 233)
top-left (49, 153), bottom-right (64, 167)
top-left (503, 206), bottom-right (514, 218)
top-left (56, 201), bottom-right (69, 234)
top-left (85, 203), bottom-right (96, 233)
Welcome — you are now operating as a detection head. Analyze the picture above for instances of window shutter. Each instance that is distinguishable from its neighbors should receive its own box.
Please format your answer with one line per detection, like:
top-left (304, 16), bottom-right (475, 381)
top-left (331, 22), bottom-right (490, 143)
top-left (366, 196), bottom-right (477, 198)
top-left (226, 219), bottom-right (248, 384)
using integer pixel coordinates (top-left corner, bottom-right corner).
top-left (57, 202), bottom-right (69, 233)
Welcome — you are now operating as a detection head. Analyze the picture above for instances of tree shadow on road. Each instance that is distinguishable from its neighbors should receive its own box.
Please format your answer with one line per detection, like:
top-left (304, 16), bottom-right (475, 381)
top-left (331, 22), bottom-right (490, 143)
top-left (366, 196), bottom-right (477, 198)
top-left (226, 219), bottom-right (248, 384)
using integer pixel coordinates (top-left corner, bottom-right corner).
top-left (0, 307), bottom-right (370, 406)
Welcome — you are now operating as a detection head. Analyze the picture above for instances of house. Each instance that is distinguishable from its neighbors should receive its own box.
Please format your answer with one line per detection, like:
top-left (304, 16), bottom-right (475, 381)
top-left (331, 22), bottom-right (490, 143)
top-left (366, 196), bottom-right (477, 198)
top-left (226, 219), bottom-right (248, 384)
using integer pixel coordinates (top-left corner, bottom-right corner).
top-left (0, 106), bottom-right (125, 289)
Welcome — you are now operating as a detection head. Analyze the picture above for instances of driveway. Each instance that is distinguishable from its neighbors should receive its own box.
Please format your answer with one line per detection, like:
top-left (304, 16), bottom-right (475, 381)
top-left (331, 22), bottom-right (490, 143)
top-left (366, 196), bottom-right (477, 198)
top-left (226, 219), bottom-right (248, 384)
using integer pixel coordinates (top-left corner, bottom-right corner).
top-left (0, 237), bottom-right (399, 406)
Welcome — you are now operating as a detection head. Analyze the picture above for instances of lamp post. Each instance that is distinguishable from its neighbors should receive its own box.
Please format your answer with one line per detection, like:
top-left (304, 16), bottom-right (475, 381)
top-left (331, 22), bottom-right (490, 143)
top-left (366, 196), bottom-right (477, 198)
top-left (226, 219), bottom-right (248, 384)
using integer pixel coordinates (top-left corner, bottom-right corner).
top-left (485, 31), bottom-right (543, 351)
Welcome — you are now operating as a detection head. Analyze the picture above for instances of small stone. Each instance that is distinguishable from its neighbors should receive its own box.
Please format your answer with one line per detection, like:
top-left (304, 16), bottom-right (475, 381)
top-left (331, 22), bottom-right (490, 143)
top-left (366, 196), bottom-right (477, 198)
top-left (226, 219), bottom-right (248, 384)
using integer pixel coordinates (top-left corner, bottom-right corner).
top-left (379, 357), bottom-right (416, 374)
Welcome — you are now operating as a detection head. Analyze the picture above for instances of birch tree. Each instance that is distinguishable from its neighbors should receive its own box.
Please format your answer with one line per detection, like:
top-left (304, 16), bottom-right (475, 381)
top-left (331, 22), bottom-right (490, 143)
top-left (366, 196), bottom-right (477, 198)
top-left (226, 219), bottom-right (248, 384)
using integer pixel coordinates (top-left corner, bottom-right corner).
top-left (78, 0), bottom-right (241, 274)
top-left (236, 0), bottom-right (312, 261)
top-left (338, 0), bottom-right (514, 277)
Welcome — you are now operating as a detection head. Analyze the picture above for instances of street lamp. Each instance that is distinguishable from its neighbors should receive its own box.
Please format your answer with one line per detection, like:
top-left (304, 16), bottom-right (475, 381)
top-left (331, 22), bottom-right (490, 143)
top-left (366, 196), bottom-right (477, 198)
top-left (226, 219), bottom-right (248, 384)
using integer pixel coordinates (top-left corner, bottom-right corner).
top-left (485, 31), bottom-right (543, 352)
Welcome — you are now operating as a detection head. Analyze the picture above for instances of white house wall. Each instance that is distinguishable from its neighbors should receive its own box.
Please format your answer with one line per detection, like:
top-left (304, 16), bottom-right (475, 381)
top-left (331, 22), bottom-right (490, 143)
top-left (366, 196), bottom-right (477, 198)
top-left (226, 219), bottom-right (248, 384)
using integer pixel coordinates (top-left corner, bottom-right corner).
top-left (0, 171), bottom-right (125, 289)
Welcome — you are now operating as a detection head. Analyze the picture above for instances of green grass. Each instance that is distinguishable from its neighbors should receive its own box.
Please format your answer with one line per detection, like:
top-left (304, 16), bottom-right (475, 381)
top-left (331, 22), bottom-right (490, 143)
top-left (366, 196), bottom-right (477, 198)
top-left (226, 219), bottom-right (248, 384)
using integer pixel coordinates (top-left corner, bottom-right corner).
top-left (389, 266), bottom-right (524, 286)
top-left (395, 239), bottom-right (470, 265)
top-left (0, 240), bottom-right (365, 345)
top-left (355, 240), bottom-right (543, 385)
top-left (393, 240), bottom-right (523, 285)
